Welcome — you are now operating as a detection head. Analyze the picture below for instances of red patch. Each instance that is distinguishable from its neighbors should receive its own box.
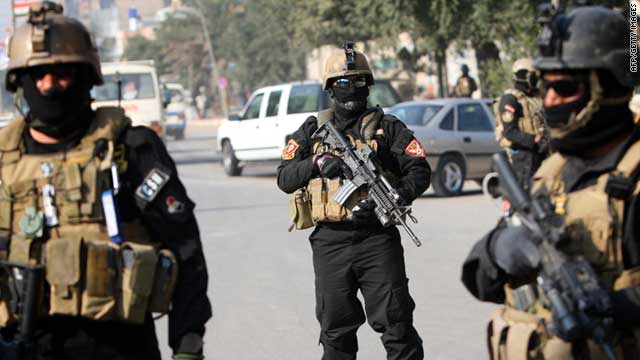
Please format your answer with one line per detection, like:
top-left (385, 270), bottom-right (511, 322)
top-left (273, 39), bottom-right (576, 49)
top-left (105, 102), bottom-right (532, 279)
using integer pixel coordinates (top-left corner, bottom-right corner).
top-left (282, 139), bottom-right (299, 160)
top-left (405, 139), bottom-right (426, 157)
top-left (504, 104), bottom-right (516, 113)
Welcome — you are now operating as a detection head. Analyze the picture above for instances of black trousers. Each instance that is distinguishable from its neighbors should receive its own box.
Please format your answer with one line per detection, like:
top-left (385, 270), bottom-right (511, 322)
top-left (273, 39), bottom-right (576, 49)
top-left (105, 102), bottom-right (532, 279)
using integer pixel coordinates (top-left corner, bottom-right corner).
top-left (310, 223), bottom-right (424, 360)
top-left (27, 316), bottom-right (162, 360)
top-left (511, 150), bottom-right (545, 192)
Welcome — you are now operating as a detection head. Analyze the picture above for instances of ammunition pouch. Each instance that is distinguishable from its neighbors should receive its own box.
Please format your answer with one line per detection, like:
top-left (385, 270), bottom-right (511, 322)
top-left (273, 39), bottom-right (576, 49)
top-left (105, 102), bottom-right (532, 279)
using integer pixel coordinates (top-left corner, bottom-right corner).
top-left (13, 237), bottom-right (178, 325)
top-left (289, 188), bottom-right (314, 230)
top-left (307, 178), bottom-right (365, 223)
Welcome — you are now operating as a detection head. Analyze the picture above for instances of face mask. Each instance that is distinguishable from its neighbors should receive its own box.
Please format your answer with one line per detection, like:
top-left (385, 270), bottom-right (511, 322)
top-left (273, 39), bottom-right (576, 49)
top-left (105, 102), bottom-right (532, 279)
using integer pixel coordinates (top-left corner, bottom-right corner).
top-left (331, 86), bottom-right (369, 122)
top-left (20, 67), bottom-right (92, 139)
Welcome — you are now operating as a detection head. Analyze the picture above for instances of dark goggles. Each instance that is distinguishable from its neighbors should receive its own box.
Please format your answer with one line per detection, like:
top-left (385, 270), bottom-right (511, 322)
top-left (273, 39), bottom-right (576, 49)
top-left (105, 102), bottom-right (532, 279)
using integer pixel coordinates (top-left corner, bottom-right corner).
top-left (29, 64), bottom-right (77, 81)
top-left (332, 77), bottom-right (368, 89)
top-left (540, 77), bottom-right (584, 97)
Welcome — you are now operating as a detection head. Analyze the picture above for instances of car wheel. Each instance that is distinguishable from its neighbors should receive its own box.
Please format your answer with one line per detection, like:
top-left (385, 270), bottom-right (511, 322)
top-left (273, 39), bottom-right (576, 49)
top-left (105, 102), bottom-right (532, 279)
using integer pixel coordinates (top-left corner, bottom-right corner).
top-left (432, 154), bottom-right (465, 197)
top-left (222, 141), bottom-right (242, 176)
top-left (175, 130), bottom-right (185, 140)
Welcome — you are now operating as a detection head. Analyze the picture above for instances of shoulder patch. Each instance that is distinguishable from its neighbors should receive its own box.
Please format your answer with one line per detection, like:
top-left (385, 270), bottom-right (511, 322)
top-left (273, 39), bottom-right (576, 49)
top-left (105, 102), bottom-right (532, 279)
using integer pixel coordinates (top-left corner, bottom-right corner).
top-left (405, 139), bottom-right (426, 157)
top-left (282, 139), bottom-right (299, 160)
top-left (135, 168), bottom-right (170, 204)
top-left (502, 111), bottom-right (515, 123)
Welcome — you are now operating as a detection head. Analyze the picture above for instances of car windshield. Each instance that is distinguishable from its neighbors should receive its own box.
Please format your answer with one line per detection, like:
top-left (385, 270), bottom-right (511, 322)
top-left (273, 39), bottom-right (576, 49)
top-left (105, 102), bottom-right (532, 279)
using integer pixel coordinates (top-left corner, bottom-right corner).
top-left (369, 82), bottom-right (401, 108)
top-left (391, 104), bottom-right (443, 126)
top-left (92, 73), bottom-right (156, 101)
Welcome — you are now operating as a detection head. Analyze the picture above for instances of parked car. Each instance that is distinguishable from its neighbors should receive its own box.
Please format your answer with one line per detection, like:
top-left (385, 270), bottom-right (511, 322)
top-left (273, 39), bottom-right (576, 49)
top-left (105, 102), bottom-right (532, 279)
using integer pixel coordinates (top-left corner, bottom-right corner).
top-left (388, 98), bottom-right (501, 196)
top-left (92, 61), bottom-right (166, 138)
top-left (217, 80), bottom-right (402, 176)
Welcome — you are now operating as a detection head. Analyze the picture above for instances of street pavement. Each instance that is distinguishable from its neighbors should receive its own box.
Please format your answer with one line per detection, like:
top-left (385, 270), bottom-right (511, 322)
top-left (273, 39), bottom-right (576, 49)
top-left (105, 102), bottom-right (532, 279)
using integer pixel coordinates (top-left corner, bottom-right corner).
top-left (157, 121), bottom-right (501, 360)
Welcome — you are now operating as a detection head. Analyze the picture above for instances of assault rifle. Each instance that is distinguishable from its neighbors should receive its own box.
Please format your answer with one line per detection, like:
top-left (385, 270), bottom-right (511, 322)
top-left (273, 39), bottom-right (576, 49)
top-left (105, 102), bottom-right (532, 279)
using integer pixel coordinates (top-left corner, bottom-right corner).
top-left (0, 261), bottom-right (45, 360)
top-left (312, 120), bottom-right (422, 247)
top-left (493, 152), bottom-right (618, 360)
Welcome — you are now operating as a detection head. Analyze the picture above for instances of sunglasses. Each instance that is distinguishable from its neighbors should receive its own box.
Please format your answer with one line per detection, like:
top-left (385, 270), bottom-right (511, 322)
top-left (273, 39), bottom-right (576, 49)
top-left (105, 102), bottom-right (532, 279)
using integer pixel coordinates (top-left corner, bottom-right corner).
top-left (540, 78), bottom-right (583, 97)
top-left (333, 77), bottom-right (368, 89)
top-left (29, 65), bottom-right (76, 81)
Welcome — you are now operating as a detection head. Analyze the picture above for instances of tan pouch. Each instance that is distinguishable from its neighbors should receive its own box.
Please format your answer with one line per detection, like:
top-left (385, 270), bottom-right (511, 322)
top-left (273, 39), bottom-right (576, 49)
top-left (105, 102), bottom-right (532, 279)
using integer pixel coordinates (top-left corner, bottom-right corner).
top-left (148, 249), bottom-right (178, 314)
top-left (46, 237), bottom-right (82, 316)
top-left (325, 179), bottom-right (348, 221)
top-left (309, 178), bottom-right (326, 223)
top-left (289, 188), bottom-right (314, 231)
top-left (80, 239), bottom-right (117, 320)
top-left (118, 242), bottom-right (157, 324)
top-left (613, 266), bottom-right (640, 291)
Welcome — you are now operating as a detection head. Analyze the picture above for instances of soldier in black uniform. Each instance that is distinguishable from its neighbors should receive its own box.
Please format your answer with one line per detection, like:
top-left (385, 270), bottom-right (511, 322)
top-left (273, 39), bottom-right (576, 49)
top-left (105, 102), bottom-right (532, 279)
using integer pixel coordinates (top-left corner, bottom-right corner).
top-left (277, 44), bottom-right (429, 360)
top-left (0, 3), bottom-right (211, 359)
top-left (462, 6), bottom-right (640, 359)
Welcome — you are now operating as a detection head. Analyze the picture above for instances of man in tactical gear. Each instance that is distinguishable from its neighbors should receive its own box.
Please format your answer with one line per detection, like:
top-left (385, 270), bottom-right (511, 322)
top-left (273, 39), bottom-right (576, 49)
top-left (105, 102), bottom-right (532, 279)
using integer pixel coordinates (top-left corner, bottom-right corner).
top-left (277, 44), bottom-right (429, 360)
top-left (0, 3), bottom-right (211, 359)
top-left (461, 5), bottom-right (640, 359)
top-left (452, 64), bottom-right (478, 98)
top-left (494, 58), bottom-right (548, 191)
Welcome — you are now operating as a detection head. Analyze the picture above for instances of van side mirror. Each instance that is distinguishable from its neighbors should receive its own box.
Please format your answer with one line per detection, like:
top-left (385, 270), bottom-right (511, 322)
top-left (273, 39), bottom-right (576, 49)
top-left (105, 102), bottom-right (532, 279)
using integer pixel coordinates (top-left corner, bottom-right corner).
top-left (228, 113), bottom-right (241, 121)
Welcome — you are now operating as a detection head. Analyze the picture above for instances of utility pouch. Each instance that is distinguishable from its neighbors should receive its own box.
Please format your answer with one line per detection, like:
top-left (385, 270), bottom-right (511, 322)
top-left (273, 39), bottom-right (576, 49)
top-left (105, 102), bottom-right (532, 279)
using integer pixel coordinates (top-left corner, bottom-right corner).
top-left (63, 164), bottom-right (83, 222)
top-left (118, 242), bottom-right (157, 324)
top-left (46, 237), bottom-right (82, 316)
top-left (309, 178), bottom-right (326, 223)
top-left (81, 239), bottom-right (117, 320)
top-left (289, 188), bottom-right (314, 231)
top-left (325, 179), bottom-right (348, 221)
top-left (148, 249), bottom-right (178, 314)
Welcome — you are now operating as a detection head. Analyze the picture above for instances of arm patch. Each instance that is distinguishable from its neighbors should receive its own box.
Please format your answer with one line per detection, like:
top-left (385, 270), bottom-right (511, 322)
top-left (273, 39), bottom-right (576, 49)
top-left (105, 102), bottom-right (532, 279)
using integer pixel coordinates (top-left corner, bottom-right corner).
top-left (135, 167), bottom-right (170, 205)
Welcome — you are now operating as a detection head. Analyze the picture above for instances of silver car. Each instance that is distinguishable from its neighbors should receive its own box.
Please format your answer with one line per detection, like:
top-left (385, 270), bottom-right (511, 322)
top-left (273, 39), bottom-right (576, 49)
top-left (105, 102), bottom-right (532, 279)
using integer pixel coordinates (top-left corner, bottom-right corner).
top-left (388, 98), bottom-right (501, 196)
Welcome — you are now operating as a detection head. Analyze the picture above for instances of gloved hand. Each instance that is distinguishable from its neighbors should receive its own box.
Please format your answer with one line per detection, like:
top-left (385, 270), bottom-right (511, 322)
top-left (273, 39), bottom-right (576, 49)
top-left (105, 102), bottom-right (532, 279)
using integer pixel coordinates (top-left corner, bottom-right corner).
top-left (490, 225), bottom-right (541, 277)
top-left (351, 199), bottom-right (377, 223)
top-left (315, 154), bottom-right (345, 178)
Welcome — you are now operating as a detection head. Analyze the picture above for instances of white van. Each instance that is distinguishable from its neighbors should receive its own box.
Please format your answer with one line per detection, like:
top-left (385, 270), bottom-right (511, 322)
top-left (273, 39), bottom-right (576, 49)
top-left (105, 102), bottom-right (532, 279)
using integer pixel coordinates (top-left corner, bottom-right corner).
top-left (217, 80), bottom-right (401, 176)
top-left (92, 61), bottom-right (165, 137)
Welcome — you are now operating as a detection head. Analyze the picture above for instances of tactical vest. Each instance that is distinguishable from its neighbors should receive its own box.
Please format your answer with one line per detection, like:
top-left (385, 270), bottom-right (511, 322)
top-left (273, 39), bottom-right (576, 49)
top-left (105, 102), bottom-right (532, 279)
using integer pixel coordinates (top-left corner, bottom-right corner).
top-left (289, 109), bottom-right (382, 229)
top-left (0, 108), bottom-right (177, 328)
top-left (494, 89), bottom-right (544, 149)
top-left (487, 138), bottom-right (640, 360)
top-left (454, 77), bottom-right (473, 97)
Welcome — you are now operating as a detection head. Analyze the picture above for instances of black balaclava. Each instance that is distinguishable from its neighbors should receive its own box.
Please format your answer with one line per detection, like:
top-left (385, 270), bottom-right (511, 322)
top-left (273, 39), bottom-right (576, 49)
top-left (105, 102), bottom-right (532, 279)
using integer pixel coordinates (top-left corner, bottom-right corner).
top-left (331, 85), bottom-right (369, 128)
top-left (544, 70), bottom-right (634, 156)
top-left (20, 64), bottom-right (93, 139)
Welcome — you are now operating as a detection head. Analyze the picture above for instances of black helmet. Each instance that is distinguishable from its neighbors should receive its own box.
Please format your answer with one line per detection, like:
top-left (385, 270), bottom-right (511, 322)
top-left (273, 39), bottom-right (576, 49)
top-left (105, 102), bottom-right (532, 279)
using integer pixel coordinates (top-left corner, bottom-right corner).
top-left (535, 6), bottom-right (638, 87)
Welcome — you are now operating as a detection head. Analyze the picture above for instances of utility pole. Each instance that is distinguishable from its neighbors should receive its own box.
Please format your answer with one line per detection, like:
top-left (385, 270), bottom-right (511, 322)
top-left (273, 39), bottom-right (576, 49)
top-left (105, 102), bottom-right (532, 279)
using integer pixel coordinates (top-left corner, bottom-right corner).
top-left (174, 0), bottom-right (227, 118)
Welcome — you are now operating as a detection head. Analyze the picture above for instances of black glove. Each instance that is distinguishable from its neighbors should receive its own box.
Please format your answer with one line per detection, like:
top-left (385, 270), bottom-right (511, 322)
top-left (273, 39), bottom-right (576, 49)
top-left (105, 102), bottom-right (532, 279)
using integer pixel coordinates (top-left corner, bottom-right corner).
top-left (315, 154), bottom-right (345, 178)
top-left (490, 225), bottom-right (541, 277)
top-left (351, 199), bottom-right (377, 223)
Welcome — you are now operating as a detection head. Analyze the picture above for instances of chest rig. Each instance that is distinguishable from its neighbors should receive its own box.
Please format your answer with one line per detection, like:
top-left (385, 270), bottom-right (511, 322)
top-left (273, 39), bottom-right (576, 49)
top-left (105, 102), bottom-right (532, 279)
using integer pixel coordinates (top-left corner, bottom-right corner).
top-left (487, 139), bottom-right (640, 360)
top-left (0, 108), bottom-right (177, 327)
top-left (494, 89), bottom-right (544, 148)
top-left (308, 109), bottom-right (383, 223)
